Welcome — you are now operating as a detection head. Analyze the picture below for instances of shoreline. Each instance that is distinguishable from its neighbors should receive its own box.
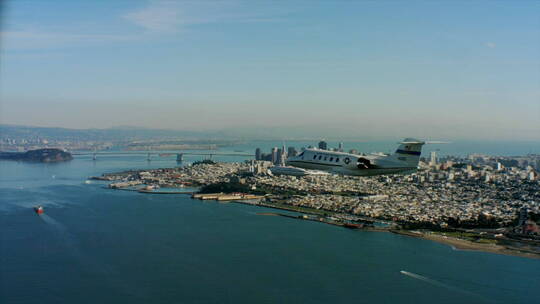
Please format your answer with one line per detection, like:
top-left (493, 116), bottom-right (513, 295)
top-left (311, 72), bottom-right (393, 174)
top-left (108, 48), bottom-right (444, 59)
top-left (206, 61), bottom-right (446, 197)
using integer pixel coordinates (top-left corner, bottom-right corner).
top-left (220, 198), bottom-right (540, 259)
top-left (390, 230), bottom-right (540, 260)
top-left (220, 198), bottom-right (540, 260)
top-left (105, 182), bottom-right (540, 260)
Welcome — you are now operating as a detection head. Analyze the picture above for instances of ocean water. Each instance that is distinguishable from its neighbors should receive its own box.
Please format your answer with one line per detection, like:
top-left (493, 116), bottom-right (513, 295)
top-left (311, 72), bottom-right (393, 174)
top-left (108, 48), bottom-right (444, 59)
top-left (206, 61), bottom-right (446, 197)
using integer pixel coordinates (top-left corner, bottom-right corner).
top-left (1, 143), bottom-right (539, 304)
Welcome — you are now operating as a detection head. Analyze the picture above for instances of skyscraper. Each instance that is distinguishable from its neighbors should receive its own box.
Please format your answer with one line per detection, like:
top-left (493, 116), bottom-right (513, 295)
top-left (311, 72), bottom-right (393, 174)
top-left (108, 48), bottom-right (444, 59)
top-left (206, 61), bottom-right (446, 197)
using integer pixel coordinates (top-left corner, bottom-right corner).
top-left (255, 148), bottom-right (261, 161)
top-left (271, 147), bottom-right (278, 164)
top-left (430, 151), bottom-right (437, 166)
top-left (318, 140), bottom-right (327, 150)
top-left (338, 142), bottom-right (344, 152)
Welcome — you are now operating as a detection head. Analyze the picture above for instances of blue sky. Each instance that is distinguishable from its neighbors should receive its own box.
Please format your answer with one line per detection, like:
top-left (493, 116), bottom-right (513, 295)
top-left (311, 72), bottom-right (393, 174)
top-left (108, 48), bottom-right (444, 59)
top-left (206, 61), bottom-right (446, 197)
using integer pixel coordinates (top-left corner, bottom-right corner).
top-left (1, 0), bottom-right (539, 140)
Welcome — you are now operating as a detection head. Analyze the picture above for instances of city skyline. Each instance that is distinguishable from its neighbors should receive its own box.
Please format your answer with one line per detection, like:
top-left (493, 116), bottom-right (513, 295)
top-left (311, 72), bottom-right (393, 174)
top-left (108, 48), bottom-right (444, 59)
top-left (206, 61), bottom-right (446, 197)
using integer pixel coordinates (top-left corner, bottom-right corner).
top-left (1, 0), bottom-right (539, 140)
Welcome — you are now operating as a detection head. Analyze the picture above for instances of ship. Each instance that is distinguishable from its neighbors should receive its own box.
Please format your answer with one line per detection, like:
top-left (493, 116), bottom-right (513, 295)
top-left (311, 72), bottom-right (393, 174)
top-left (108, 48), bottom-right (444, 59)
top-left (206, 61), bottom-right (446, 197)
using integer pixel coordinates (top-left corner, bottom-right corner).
top-left (343, 222), bottom-right (363, 229)
top-left (34, 205), bottom-right (44, 215)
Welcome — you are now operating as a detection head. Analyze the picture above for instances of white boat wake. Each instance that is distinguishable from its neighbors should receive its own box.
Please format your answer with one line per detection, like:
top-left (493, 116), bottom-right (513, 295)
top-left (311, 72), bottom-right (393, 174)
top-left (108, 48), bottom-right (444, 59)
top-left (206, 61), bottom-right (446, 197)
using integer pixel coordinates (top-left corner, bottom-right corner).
top-left (40, 214), bottom-right (82, 258)
top-left (39, 213), bottom-right (141, 297)
top-left (400, 270), bottom-right (488, 301)
top-left (400, 270), bottom-right (448, 288)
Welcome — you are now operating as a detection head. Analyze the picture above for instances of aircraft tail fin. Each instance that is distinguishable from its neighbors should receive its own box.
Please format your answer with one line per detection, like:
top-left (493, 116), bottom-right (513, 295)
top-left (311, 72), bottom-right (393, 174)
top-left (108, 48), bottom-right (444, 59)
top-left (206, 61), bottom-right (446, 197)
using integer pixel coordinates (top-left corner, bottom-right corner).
top-left (394, 138), bottom-right (425, 167)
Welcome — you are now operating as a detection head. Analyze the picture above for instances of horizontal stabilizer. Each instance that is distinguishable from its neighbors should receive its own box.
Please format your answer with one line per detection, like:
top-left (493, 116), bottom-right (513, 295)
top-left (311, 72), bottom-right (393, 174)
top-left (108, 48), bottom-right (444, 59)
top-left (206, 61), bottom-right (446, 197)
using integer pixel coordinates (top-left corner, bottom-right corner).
top-left (399, 138), bottom-right (425, 145)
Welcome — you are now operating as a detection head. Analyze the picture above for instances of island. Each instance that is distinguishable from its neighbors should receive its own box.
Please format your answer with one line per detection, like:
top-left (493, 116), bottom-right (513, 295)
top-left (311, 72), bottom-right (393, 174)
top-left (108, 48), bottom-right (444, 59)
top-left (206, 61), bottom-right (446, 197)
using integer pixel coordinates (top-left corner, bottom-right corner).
top-left (0, 148), bottom-right (73, 162)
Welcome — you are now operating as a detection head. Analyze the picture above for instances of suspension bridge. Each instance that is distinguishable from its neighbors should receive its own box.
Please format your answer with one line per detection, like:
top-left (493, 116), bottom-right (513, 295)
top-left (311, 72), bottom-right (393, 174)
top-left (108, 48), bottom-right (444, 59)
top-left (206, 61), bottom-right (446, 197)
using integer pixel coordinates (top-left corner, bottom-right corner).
top-left (72, 151), bottom-right (255, 161)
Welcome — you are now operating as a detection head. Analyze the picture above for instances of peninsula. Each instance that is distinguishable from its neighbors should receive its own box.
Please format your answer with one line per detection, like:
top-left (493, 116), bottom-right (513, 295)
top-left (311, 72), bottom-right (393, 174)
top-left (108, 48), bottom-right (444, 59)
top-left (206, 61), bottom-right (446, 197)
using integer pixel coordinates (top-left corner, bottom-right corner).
top-left (93, 159), bottom-right (540, 259)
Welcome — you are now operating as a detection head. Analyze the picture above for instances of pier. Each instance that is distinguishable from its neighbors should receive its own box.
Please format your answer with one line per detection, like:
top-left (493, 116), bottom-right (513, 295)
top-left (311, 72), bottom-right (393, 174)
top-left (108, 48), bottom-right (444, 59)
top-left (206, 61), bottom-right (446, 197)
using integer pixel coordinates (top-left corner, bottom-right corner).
top-left (192, 192), bottom-right (264, 201)
top-left (255, 212), bottom-right (382, 230)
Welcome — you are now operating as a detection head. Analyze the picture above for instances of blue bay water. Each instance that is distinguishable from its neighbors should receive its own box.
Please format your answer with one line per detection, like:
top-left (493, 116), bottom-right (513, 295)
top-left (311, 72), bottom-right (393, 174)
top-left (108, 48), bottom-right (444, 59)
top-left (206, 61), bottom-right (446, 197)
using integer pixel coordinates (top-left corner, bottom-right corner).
top-left (1, 141), bottom-right (539, 304)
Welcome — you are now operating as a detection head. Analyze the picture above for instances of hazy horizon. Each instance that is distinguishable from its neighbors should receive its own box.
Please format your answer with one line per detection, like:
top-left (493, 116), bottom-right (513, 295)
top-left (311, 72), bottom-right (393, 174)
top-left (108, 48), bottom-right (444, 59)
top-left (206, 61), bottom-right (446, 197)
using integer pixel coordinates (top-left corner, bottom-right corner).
top-left (4, 123), bottom-right (540, 144)
top-left (1, 0), bottom-right (539, 141)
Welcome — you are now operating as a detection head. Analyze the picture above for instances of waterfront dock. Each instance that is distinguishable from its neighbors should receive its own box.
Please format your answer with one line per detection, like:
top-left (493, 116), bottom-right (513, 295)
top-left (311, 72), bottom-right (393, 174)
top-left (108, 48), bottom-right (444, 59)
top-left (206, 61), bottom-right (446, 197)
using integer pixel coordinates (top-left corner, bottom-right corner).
top-left (256, 211), bottom-right (383, 230)
top-left (192, 192), bottom-right (264, 201)
top-left (137, 190), bottom-right (195, 194)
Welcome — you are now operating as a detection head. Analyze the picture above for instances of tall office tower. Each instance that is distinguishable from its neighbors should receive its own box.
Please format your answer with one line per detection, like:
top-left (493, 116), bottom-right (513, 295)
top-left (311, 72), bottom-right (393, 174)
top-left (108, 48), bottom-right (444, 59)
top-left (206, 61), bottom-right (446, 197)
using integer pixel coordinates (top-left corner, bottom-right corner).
top-left (430, 151), bottom-right (437, 166)
top-left (496, 162), bottom-right (503, 171)
top-left (287, 146), bottom-right (298, 157)
top-left (318, 140), bottom-right (328, 150)
top-left (281, 145), bottom-right (287, 159)
top-left (338, 142), bottom-right (344, 152)
top-left (271, 147), bottom-right (278, 164)
top-left (276, 148), bottom-right (283, 165)
top-left (349, 149), bottom-right (358, 155)
top-left (255, 148), bottom-right (261, 161)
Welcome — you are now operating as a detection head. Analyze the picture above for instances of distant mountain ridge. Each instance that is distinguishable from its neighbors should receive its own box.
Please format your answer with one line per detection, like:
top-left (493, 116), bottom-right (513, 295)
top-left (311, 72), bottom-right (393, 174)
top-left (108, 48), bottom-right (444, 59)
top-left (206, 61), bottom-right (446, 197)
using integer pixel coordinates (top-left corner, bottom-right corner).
top-left (0, 124), bottom-right (218, 141)
top-left (0, 124), bottom-right (393, 141)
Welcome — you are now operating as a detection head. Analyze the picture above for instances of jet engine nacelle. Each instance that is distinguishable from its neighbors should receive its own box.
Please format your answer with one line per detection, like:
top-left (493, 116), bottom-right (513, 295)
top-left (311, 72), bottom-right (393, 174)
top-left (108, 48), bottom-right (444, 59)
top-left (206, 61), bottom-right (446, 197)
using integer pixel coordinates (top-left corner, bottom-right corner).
top-left (357, 157), bottom-right (374, 169)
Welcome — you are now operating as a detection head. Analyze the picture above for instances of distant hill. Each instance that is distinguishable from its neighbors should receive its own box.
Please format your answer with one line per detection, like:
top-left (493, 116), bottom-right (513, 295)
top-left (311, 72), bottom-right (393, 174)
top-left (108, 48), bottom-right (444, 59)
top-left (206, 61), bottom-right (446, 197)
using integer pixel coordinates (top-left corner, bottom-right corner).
top-left (0, 148), bottom-right (73, 162)
top-left (0, 124), bottom-right (391, 142)
top-left (0, 124), bottom-right (218, 142)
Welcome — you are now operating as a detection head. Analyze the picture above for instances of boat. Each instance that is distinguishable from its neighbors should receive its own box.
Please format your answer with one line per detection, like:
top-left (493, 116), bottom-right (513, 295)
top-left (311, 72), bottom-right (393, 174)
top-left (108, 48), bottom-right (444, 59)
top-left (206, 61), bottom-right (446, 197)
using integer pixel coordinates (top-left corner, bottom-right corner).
top-left (34, 205), bottom-right (44, 215)
top-left (343, 222), bottom-right (363, 229)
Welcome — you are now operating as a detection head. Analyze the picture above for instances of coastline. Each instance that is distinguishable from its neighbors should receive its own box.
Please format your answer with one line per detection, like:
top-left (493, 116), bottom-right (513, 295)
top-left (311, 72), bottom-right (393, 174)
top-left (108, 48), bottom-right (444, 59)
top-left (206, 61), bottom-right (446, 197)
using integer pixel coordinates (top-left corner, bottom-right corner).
top-left (96, 162), bottom-right (540, 261)
top-left (216, 198), bottom-right (540, 260)
top-left (390, 230), bottom-right (540, 260)
top-left (109, 185), bottom-right (540, 260)
top-left (224, 198), bottom-right (540, 259)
